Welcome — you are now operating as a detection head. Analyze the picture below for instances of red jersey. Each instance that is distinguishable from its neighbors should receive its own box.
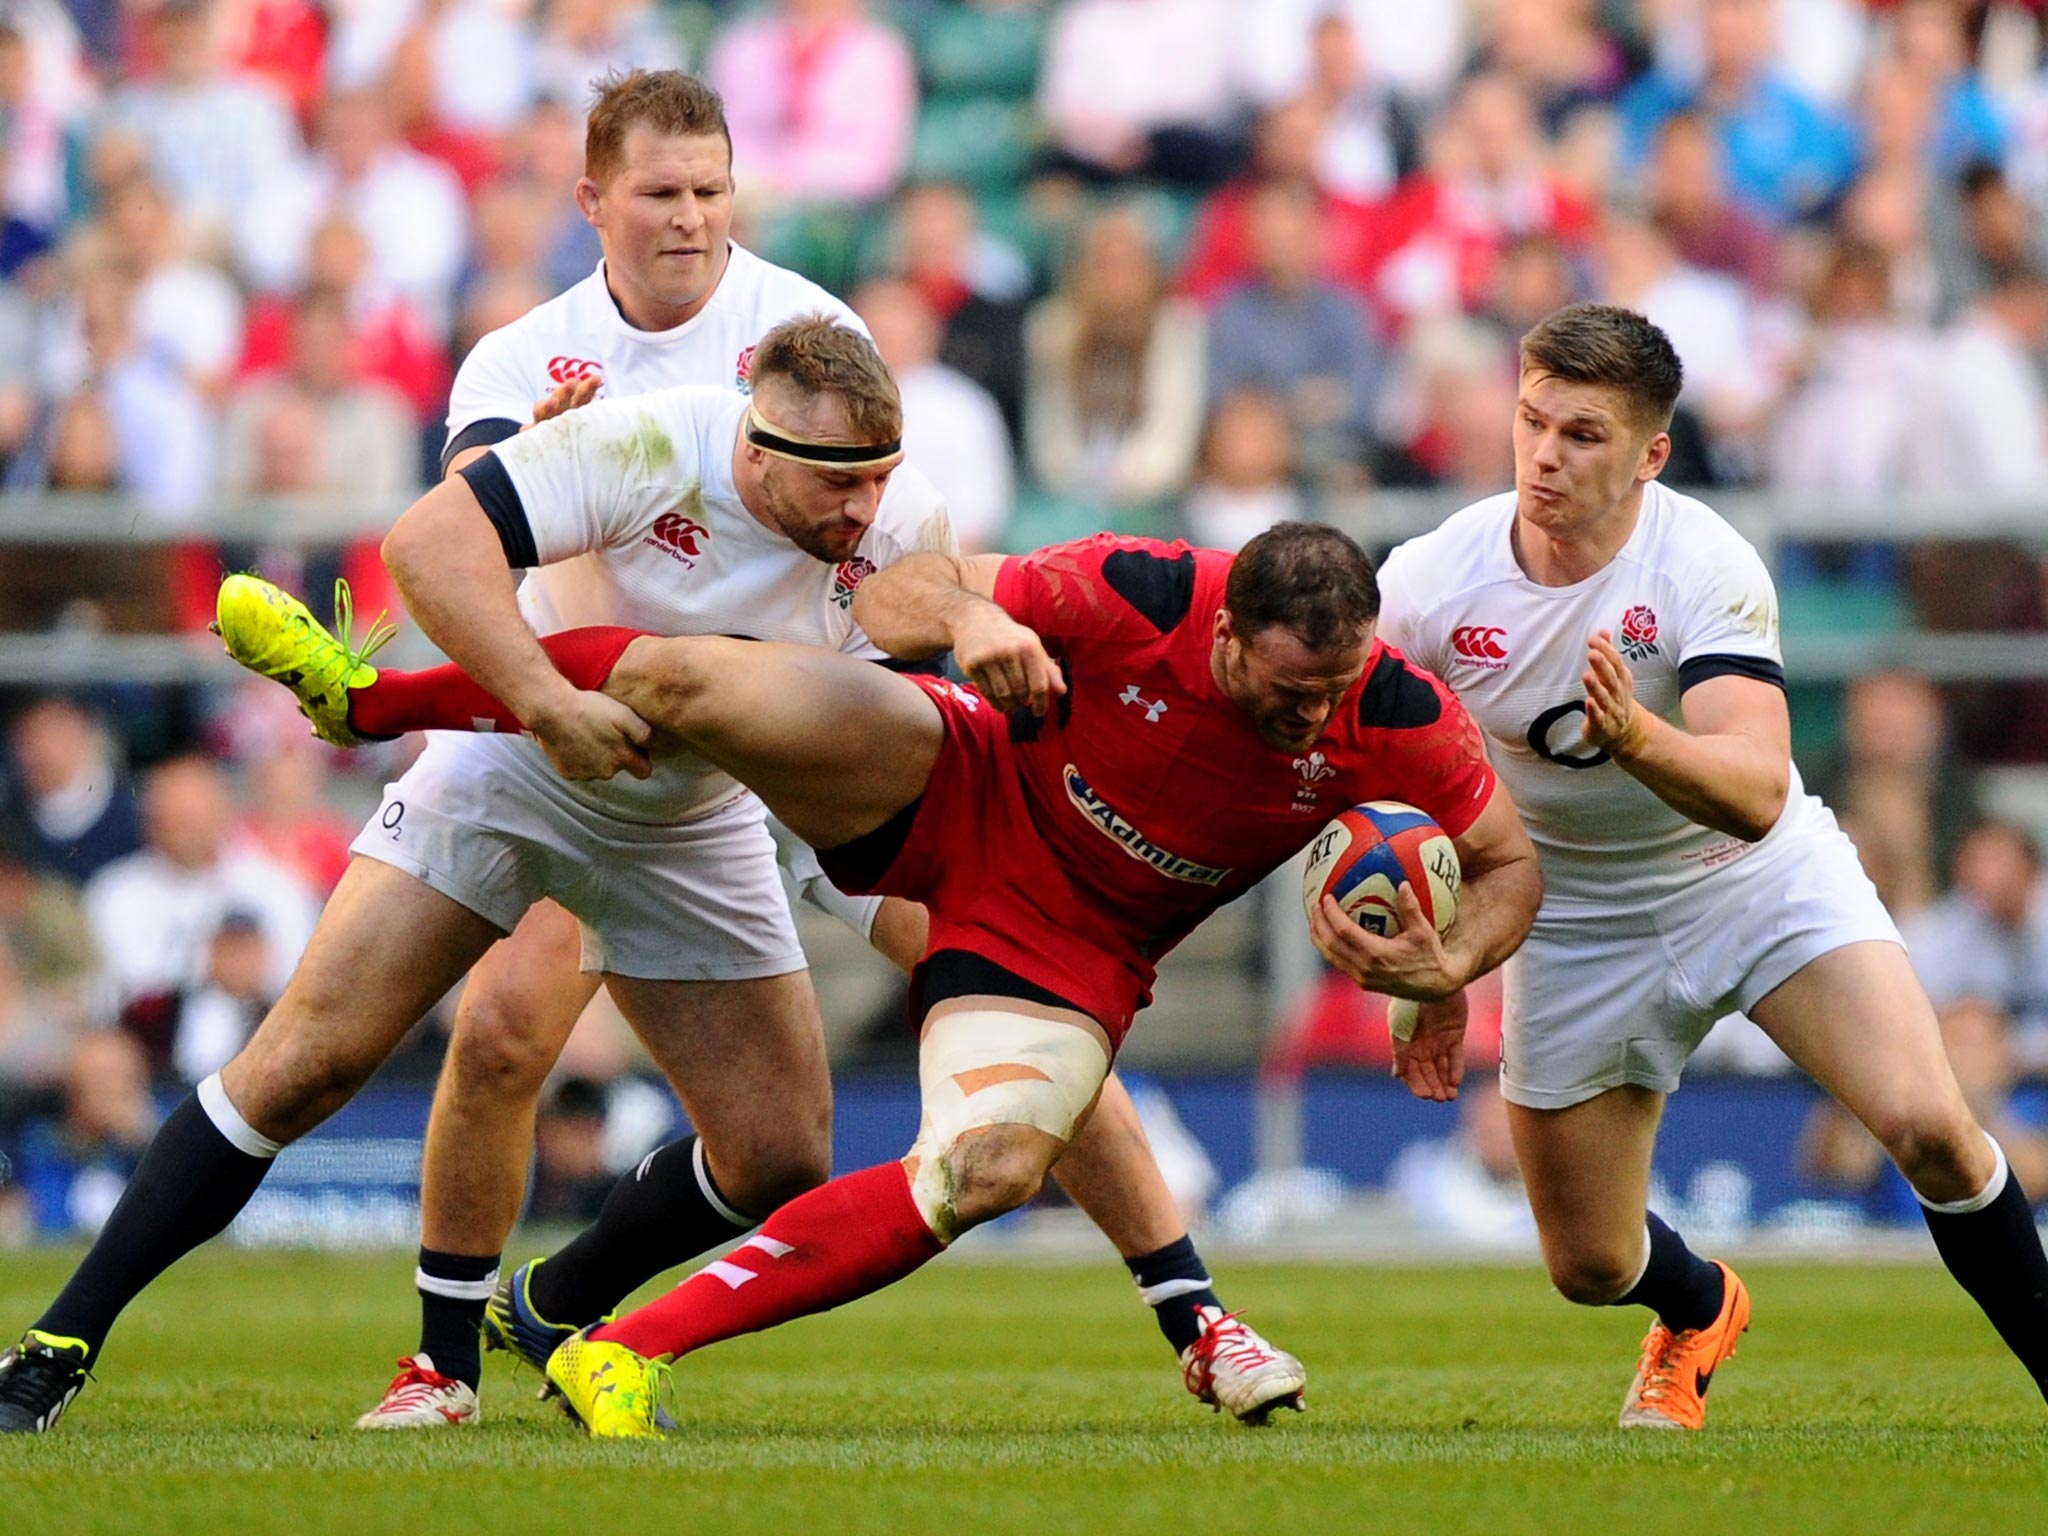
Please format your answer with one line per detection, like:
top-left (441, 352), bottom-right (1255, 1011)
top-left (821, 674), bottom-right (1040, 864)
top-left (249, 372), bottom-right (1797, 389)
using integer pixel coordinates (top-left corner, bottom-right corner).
top-left (974, 533), bottom-right (1495, 1023)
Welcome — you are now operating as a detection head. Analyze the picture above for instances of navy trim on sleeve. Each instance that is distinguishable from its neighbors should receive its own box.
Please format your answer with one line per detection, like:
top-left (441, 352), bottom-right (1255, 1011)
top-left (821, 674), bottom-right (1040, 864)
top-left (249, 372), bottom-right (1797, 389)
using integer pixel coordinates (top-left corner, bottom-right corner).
top-left (1678, 653), bottom-right (1787, 693)
top-left (440, 417), bottom-right (522, 475)
top-left (456, 453), bottom-right (539, 569)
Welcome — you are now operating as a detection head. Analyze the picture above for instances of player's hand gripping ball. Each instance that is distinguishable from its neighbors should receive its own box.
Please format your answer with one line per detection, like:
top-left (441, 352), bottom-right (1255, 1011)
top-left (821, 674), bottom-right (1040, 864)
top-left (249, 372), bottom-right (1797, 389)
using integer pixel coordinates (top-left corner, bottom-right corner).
top-left (1301, 800), bottom-right (1461, 939)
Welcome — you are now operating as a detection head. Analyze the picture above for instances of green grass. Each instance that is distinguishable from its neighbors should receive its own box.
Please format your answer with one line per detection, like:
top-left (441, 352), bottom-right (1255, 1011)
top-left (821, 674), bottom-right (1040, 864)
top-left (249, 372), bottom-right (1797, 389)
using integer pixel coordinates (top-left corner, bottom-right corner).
top-left (0, 1250), bottom-right (2041, 1534)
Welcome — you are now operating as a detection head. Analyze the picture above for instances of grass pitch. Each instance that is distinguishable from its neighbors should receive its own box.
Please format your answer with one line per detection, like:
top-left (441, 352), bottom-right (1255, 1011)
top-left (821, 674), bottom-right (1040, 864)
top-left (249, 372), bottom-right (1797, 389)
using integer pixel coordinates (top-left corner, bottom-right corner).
top-left (0, 1248), bottom-right (2040, 1535)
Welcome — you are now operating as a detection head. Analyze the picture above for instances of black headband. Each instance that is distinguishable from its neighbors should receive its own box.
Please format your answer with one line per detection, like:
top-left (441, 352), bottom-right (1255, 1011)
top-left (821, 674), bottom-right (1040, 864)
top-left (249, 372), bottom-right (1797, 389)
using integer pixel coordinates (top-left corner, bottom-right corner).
top-left (745, 407), bottom-right (902, 468)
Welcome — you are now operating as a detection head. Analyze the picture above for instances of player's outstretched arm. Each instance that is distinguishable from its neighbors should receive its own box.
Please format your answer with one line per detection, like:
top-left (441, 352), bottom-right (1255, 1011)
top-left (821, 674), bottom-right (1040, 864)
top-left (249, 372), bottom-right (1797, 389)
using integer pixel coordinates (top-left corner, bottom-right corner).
top-left (382, 477), bottom-right (652, 781)
top-left (1581, 631), bottom-right (1791, 841)
top-left (852, 552), bottom-right (1067, 715)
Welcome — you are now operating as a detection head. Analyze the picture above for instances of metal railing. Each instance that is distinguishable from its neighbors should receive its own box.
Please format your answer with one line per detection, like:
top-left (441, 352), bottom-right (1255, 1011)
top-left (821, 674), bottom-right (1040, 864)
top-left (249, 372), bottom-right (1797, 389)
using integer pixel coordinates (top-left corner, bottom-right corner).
top-left (5, 487), bottom-right (2044, 683)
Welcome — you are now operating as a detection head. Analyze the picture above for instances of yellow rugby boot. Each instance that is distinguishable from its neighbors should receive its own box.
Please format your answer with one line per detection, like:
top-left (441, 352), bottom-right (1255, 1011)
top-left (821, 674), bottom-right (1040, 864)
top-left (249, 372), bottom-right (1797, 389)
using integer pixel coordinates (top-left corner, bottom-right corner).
top-left (212, 575), bottom-right (396, 748)
top-left (1618, 1260), bottom-right (1751, 1430)
top-left (544, 1327), bottom-right (669, 1439)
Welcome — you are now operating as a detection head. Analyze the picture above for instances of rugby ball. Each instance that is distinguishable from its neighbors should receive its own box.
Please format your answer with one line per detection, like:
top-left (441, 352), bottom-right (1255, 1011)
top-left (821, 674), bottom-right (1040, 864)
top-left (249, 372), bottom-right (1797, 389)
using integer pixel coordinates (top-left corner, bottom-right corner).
top-left (1301, 801), bottom-right (1461, 938)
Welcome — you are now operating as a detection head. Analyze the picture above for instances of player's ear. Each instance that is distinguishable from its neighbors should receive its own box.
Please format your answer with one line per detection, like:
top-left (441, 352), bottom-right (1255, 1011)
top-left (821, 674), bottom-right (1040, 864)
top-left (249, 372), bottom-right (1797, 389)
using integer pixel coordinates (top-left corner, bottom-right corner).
top-left (1637, 428), bottom-right (1672, 485)
top-left (575, 177), bottom-right (604, 228)
top-left (1213, 608), bottom-right (1235, 651)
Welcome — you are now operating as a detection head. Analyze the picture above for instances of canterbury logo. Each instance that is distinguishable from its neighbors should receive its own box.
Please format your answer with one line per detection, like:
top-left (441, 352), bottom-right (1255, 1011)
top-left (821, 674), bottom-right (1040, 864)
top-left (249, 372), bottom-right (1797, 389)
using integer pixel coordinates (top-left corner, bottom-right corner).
top-left (648, 512), bottom-right (708, 563)
top-left (547, 356), bottom-right (602, 384)
top-left (1450, 625), bottom-right (1508, 662)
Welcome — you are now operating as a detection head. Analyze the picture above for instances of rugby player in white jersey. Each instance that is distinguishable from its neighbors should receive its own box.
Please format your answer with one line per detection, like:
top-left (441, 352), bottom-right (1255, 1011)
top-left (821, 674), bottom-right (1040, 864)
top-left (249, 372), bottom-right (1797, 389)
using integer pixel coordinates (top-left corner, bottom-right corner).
top-left (1361, 303), bottom-right (2048, 1428)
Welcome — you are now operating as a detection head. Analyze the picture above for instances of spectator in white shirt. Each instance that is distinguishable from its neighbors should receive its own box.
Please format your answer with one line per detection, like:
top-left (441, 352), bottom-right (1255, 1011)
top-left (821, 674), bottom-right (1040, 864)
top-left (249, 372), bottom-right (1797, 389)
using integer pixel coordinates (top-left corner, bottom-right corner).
top-left (107, 0), bottom-right (304, 250)
top-left (90, 174), bottom-right (244, 400)
top-left (81, 755), bottom-right (317, 1016)
top-left (1911, 273), bottom-right (2048, 496)
top-left (1039, 0), bottom-right (1243, 187)
top-left (238, 83), bottom-right (470, 337)
top-left (853, 275), bottom-right (1012, 553)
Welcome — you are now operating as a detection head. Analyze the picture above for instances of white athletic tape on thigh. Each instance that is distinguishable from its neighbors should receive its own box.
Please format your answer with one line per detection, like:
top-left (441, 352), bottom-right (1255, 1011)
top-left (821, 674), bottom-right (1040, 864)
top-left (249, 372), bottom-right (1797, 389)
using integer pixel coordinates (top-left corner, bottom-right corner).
top-left (906, 1008), bottom-right (1109, 1229)
top-left (1915, 1132), bottom-right (2009, 1214)
top-left (197, 1072), bottom-right (283, 1159)
top-left (415, 1267), bottom-right (500, 1302)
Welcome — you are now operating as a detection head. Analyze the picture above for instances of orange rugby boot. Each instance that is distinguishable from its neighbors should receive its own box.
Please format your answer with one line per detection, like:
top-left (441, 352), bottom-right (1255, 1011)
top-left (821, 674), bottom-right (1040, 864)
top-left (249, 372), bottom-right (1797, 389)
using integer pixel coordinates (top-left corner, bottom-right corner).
top-left (1617, 1260), bottom-right (1751, 1430)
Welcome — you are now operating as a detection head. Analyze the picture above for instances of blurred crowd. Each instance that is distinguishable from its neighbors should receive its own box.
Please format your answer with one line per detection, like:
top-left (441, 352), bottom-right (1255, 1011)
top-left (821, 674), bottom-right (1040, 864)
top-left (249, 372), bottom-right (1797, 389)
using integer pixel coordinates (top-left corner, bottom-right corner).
top-left (5, 0), bottom-right (2048, 1237)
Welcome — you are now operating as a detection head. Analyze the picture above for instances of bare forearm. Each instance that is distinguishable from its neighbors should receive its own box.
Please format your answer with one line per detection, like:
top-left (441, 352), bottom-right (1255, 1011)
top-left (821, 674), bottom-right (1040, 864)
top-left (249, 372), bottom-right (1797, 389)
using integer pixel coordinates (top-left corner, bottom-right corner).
top-left (382, 482), bottom-right (577, 724)
top-left (1612, 713), bottom-right (1790, 842)
top-left (851, 552), bottom-right (1002, 659)
top-left (1441, 851), bottom-right (1542, 990)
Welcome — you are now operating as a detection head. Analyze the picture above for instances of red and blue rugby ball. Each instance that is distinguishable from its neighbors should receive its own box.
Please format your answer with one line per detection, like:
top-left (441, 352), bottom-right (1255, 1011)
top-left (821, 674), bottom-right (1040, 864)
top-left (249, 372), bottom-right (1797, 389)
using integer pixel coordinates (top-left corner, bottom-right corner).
top-left (1301, 800), bottom-right (1461, 938)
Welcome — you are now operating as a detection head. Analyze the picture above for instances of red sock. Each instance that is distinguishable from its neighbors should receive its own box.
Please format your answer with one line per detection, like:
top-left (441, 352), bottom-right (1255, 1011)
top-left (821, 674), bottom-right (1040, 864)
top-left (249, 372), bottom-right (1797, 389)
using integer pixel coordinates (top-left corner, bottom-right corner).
top-left (592, 1162), bottom-right (943, 1361)
top-left (348, 626), bottom-right (647, 738)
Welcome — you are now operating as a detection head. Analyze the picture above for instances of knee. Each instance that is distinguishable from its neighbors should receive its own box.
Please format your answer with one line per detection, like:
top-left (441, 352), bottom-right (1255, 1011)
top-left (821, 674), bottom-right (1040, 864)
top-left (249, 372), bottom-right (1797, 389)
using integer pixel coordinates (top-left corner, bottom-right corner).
top-left (713, 1133), bottom-right (832, 1214)
top-left (1546, 1244), bottom-right (1645, 1307)
top-left (227, 1019), bottom-right (374, 1143)
top-left (930, 1125), bottom-right (1057, 1233)
top-left (617, 639), bottom-right (713, 731)
top-left (445, 995), bottom-right (565, 1101)
top-left (1870, 1103), bottom-right (1987, 1197)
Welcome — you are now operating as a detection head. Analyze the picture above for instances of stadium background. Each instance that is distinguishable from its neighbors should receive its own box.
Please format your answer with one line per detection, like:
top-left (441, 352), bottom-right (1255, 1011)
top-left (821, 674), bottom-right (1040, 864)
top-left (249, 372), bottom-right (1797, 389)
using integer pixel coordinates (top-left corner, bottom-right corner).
top-left (0, 0), bottom-right (2046, 1263)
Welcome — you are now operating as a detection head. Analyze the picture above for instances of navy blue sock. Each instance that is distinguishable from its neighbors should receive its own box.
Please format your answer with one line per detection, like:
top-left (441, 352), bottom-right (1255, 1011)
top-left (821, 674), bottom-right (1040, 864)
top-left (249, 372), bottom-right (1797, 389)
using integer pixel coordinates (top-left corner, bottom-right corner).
top-left (528, 1137), bottom-right (755, 1324)
top-left (415, 1248), bottom-right (497, 1388)
top-left (1615, 1212), bottom-right (1725, 1334)
top-left (35, 1086), bottom-right (277, 1362)
top-left (1920, 1154), bottom-right (2048, 1400)
top-left (1126, 1235), bottom-right (1223, 1355)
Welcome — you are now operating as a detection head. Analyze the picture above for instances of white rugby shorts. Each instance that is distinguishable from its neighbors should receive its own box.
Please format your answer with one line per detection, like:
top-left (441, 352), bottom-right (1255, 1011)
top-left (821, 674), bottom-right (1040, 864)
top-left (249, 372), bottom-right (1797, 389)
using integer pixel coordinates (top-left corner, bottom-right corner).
top-left (350, 733), bottom-right (806, 982)
top-left (1499, 805), bottom-right (1901, 1109)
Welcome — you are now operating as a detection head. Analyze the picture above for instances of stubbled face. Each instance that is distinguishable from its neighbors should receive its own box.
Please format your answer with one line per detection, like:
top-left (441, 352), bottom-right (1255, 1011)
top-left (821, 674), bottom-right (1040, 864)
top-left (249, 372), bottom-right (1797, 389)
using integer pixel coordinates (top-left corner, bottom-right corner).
top-left (1213, 615), bottom-right (1373, 753)
top-left (581, 127), bottom-right (734, 322)
top-left (747, 387), bottom-right (898, 563)
top-left (1512, 372), bottom-right (1665, 539)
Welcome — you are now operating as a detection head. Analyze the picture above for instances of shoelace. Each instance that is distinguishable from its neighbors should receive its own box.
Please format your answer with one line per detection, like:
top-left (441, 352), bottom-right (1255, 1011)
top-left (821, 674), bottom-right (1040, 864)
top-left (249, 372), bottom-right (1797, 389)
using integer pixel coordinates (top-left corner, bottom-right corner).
top-left (1182, 1311), bottom-right (1276, 1395)
top-left (1632, 1326), bottom-right (1689, 1403)
top-left (328, 578), bottom-right (398, 675)
top-left (378, 1357), bottom-right (460, 1405)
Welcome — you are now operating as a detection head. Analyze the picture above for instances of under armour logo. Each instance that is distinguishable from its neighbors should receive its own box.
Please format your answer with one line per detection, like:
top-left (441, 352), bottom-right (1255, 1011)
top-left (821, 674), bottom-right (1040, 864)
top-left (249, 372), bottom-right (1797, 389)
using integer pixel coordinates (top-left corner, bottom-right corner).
top-left (1120, 684), bottom-right (1168, 723)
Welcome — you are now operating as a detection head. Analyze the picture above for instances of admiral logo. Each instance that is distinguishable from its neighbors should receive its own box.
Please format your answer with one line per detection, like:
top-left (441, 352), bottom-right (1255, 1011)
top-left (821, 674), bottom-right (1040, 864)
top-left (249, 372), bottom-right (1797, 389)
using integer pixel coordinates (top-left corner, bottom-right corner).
top-left (1450, 624), bottom-right (1510, 670)
top-left (1064, 764), bottom-right (1230, 885)
top-left (1619, 604), bottom-right (1660, 662)
top-left (547, 355), bottom-right (603, 385)
top-left (734, 344), bottom-right (757, 394)
top-left (647, 511), bottom-right (709, 567)
top-left (831, 555), bottom-right (877, 610)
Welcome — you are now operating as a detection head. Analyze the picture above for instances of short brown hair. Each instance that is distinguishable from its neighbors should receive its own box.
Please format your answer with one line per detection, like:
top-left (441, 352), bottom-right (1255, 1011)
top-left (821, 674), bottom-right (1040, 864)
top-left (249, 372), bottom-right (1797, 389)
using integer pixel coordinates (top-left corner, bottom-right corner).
top-left (585, 70), bottom-right (730, 185)
top-left (750, 316), bottom-right (904, 445)
top-left (1519, 303), bottom-right (1684, 431)
top-left (1225, 523), bottom-right (1379, 651)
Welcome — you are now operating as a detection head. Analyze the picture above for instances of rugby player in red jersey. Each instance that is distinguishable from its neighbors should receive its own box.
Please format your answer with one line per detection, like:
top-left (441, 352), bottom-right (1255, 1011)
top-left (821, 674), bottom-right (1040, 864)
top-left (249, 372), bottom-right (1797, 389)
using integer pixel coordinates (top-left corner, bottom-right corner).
top-left (249, 520), bottom-right (1542, 1434)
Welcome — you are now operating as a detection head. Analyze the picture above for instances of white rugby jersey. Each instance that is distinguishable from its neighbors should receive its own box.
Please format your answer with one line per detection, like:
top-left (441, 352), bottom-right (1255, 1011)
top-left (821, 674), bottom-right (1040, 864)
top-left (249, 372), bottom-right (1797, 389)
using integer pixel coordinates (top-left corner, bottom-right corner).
top-left (443, 243), bottom-right (864, 464)
top-left (477, 385), bottom-right (955, 825)
top-left (1377, 481), bottom-right (1826, 907)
